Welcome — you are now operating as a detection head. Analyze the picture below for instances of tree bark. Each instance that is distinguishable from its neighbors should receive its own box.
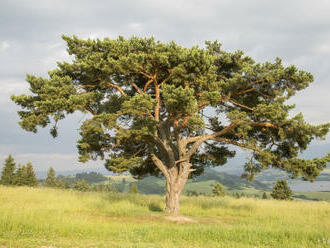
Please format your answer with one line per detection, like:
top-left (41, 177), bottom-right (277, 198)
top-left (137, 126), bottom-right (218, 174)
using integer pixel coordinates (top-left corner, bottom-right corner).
top-left (151, 153), bottom-right (192, 215)
top-left (164, 163), bottom-right (191, 215)
top-left (165, 178), bottom-right (182, 215)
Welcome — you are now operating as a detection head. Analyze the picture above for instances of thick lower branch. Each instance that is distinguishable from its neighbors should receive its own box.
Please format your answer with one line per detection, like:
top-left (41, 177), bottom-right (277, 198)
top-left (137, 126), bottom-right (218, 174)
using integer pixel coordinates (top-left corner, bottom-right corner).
top-left (151, 153), bottom-right (170, 179)
top-left (154, 84), bottom-right (160, 121)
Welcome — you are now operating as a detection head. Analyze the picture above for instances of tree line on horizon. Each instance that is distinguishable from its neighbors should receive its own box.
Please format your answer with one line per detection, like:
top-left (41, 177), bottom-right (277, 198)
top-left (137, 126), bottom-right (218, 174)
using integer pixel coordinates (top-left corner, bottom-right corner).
top-left (0, 155), bottom-right (293, 200)
top-left (0, 155), bottom-right (138, 193)
top-left (0, 155), bottom-right (38, 187)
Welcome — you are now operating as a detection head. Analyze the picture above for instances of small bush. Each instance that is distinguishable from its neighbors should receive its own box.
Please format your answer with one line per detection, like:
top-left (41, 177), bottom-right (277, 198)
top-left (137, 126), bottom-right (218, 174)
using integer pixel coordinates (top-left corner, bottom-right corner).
top-left (271, 180), bottom-right (293, 200)
top-left (212, 183), bottom-right (225, 197)
top-left (148, 202), bottom-right (163, 212)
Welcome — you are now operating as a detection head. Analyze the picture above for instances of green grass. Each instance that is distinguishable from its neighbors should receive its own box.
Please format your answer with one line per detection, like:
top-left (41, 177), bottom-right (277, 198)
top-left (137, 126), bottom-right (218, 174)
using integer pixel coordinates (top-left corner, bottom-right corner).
top-left (0, 186), bottom-right (330, 247)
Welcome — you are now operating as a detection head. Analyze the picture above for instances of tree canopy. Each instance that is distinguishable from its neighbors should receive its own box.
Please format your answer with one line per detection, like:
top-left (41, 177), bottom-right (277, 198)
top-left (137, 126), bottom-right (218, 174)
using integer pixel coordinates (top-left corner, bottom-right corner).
top-left (11, 35), bottom-right (330, 214)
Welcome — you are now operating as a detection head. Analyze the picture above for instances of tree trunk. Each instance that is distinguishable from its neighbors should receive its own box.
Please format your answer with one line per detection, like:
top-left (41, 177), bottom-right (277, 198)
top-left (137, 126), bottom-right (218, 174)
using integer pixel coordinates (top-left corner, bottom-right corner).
top-left (165, 179), bottom-right (182, 215)
top-left (165, 163), bottom-right (191, 215)
top-left (150, 154), bottom-right (191, 215)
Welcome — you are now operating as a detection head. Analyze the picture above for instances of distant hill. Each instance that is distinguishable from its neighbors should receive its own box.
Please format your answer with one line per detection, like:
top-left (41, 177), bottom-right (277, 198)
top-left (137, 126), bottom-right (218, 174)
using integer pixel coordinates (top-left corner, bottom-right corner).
top-left (35, 167), bottom-right (115, 179)
top-left (131, 168), bottom-right (270, 195)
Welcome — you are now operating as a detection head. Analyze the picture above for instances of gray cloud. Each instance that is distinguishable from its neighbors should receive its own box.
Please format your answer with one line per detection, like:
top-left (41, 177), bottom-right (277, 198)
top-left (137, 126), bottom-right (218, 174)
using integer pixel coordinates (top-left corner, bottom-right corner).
top-left (0, 0), bottom-right (329, 172)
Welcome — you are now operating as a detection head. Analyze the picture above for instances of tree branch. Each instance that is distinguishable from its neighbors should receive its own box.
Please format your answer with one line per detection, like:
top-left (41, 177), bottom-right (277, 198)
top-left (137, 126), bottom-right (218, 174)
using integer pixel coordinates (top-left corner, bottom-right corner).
top-left (138, 65), bottom-right (154, 79)
top-left (228, 99), bottom-right (254, 111)
top-left (154, 84), bottom-right (160, 122)
top-left (130, 82), bottom-right (143, 94)
top-left (151, 153), bottom-right (169, 179)
top-left (251, 122), bottom-right (279, 129)
top-left (183, 123), bottom-right (238, 159)
top-left (233, 81), bottom-right (272, 96)
top-left (144, 79), bottom-right (154, 92)
top-left (106, 82), bottom-right (127, 96)
top-left (211, 137), bottom-right (261, 153)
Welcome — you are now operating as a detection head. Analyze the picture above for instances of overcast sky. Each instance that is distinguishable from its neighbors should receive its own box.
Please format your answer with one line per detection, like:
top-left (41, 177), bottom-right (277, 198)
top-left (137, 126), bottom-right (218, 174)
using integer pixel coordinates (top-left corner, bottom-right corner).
top-left (0, 0), bottom-right (329, 172)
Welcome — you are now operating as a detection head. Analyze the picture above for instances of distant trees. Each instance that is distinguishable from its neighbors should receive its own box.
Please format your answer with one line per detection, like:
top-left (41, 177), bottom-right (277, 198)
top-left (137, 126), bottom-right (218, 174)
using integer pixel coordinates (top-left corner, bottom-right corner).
top-left (13, 163), bottom-right (38, 186)
top-left (43, 169), bottom-right (112, 190)
top-left (42, 167), bottom-right (118, 192)
top-left (14, 165), bottom-right (25, 186)
top-left (0, 155), bottom-right (16, 185)
top-left (271, 180), bottom-right (293, 200)
top-left (75, 172), bottom-right (107, 183)
top-left (0, 156), bottom-right (38, 187)
top-left (44, 167), bottom-right (57, 187)
top-left (262, 192), bottom-right (268, 199)
top-left (73, 179), bottom-right (90, 192)
top-left (212, 183), bottom-right (226, 197)
top-left (23, 162), bottom-right (38, 186)
top-left (185, 190), bottom-right (200, 196)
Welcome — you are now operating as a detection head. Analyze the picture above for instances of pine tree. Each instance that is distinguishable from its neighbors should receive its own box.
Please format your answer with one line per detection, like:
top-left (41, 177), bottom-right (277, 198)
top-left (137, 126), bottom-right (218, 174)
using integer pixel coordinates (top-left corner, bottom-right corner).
top-left (212, 183), bottom-right (225, 197)
top-left (271, 180), bottom-right (293, 200)
top-left (14, 165), bottom-right (25, 186)
top-left (262, 192), bottom-right (268, 199)
top-left (24, 162), bottom-right (38, 186)
top-left (12, 36), bottom-right (330, 215)
top-left (0, 155), bottom-right (16, 185)
top-left (129, 182), bottom-right (138, 194)
top-left (13, 163), bottom-right (38, 187)
top-left (45, 167), bottom-right (57, 187)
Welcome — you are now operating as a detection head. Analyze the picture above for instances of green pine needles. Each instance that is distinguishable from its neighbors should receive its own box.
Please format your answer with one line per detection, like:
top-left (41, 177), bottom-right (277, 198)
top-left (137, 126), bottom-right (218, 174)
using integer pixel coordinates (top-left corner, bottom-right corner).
top-left (11, 36), bottom-right (330, 214)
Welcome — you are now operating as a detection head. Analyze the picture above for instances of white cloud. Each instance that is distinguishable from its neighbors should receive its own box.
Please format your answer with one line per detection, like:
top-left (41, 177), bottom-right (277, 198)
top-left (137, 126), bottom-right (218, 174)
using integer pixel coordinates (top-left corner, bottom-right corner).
top-left (314, 44), bottom-right (330, 54)
top-left (0, 41), bottom-right (10, 52)
top-left (127, 23), bottom-right (143, 32)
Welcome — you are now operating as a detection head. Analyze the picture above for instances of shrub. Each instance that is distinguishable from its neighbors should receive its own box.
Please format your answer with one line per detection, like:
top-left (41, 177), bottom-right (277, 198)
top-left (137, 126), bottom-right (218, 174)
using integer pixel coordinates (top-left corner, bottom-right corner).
top-left (212, 183), bottom-right (226, 197)
top-left (271, 180), bottom-right (293, 200)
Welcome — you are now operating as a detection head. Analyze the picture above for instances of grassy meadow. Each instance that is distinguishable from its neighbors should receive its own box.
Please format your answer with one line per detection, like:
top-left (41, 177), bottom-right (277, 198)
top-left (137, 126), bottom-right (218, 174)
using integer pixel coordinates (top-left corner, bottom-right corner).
top-left (0, 186), bottom-right (330, 248)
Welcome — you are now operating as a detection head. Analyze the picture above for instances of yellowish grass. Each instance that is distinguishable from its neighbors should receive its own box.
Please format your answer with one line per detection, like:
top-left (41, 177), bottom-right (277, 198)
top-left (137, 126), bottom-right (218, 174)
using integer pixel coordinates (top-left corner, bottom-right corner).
top-left (0, 186), bottom-right (329, 248)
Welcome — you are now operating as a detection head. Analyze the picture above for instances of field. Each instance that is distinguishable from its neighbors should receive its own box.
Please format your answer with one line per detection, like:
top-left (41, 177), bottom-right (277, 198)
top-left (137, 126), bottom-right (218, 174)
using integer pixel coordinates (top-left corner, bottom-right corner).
top-left (1, 186), bottom-right (330, 248)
